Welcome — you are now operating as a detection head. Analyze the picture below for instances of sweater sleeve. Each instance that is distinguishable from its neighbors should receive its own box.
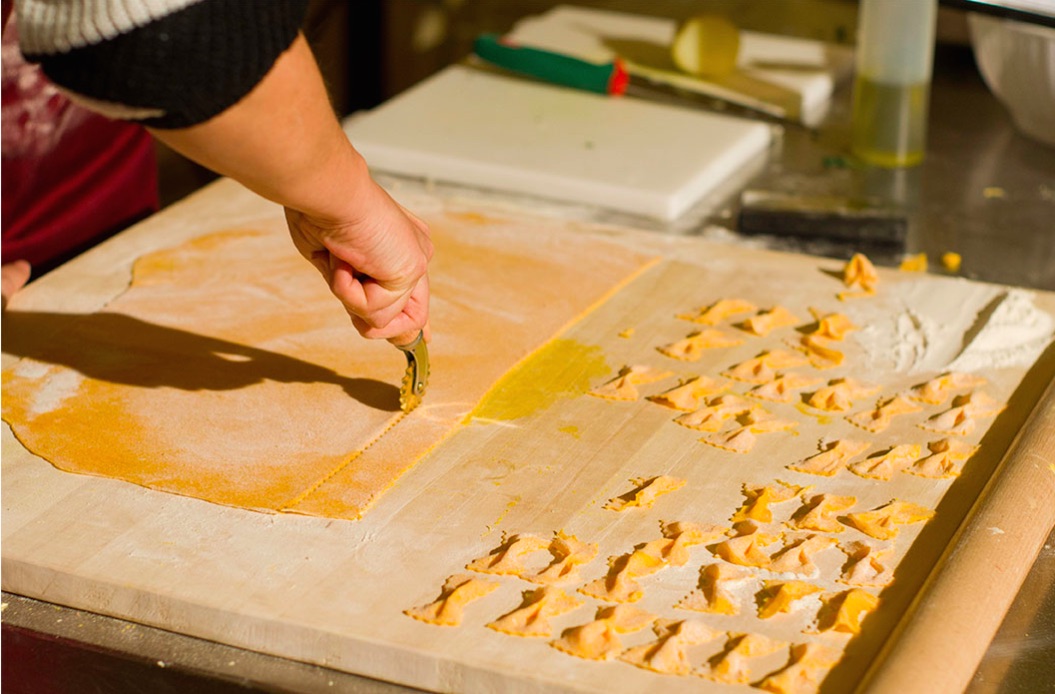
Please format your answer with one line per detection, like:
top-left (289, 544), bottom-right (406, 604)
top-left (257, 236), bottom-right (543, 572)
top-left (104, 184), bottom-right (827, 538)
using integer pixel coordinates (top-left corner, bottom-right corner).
top-left (16, 0), bottom-right (309, 129)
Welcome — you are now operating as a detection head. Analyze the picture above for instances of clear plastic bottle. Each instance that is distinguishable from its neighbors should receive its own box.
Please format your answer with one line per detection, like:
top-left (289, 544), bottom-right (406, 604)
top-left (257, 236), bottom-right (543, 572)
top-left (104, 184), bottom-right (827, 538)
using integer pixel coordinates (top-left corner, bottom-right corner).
top-left (851, 0), bottom-right (938, 167)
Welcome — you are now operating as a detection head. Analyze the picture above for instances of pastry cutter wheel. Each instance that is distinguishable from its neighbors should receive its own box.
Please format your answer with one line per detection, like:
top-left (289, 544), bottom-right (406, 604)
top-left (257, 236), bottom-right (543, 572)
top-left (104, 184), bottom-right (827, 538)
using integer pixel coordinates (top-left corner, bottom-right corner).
top-left (395, 331), bottom-right (429, 413)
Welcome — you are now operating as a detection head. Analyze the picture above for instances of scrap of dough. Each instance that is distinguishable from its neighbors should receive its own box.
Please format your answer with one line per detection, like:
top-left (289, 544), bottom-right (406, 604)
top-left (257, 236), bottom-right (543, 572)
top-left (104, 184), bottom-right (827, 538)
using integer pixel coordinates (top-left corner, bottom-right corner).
top-left (677, 298), bottom-right (757, 325)
top-left (757, 580), bottom-right (824, 619)
top-left (813, 589), bottom-right (880, 635)
top-left (807, 308), bottom-right (858, 340)
top-left (758, 642), bottom-right (842, 694)
top-left (790, 494), bottom-right (857, 533)
top-left (787, 439), bottom-right (870, 477)
top-left (580, 539), bottom-right (673, 603)
top-left (647, 375), bottom-right (725, 411)
top-left (656, 521), bottom-right (728, 565)
top-left (907, 438), bottom-right (979, 479)
top-left (899, 253), bottom-right (928, 273)
top-left (919, 391), bottom-right (1005, 436)
top-left (838, 253), bottom-right (879, 300)
top-left (732, 481), bottom-right (810, 524)
top-left (698, 632), bottom-right (786, 684)
top-left (838, 541), bottom-right (894, 587)
top-left (487, 586), bottom-right (583, 637)
top-left (589, 365), bottom-right (674, 401)
top-left (404, 574), bottom-right (499, 626)
top-left (807, 379), bottom-right (880, 412)
top-left (769, 534), bottom-right (838, 576)
top-left (466, 533), bottom-right (550, 576)
top-left (675, 394), bottom-right (758, 431)
top-left (550, 605), bottom-right (655, 660)
top-left (657, 329), bottom-right (744, 361)
top-left (700, 426), bottom-right (758, 454)
top-left (711, 521), bottom-right (778, 568)
top-left (740, 306), bottom-right (801, 337)
top-left (748, 373), bottom-right (823, 403)
top-left (844, 500), bottom-right (934, 540)
top-left (527, 532), bottom-right (599, 585)
top-left (848, 444), bottom-right (923, 481)
top-left (908, 372), bottom-right (988, 405)
top-left (846, 395), bottom-right (922, 433)
top-left (676, 563), bottom-right (753, 615)
top-left (794, 334), bottom-right (845, 370)
top-left (619, 619), bottom-right (722, 675)
top-left (723, 350), bottom-right (808, 384)
top-left (605, 475), bottom-right (686, 512)
top-left (701, 411), bottom-right (797, 454)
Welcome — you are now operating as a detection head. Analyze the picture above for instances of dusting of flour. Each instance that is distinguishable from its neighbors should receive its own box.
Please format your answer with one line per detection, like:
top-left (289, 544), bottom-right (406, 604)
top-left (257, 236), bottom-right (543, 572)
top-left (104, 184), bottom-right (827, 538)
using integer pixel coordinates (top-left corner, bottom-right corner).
top-left (947, 289), bottom-right (1054, 372)
top-left (26, 367), bottom-right (84, 417)
top-left (854, 278), bottom-right (1053, 374)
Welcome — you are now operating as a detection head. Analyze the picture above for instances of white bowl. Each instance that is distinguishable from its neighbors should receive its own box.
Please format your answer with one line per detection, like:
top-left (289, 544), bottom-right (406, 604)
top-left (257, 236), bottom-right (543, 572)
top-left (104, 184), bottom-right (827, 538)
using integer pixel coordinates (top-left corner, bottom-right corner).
top-left (968, 13), bottom-right (1055, 147)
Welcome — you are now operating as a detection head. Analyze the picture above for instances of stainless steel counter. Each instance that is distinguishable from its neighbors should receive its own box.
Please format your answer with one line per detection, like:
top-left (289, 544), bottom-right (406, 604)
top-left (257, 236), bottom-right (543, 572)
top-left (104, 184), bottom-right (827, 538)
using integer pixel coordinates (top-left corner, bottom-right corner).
top-left (3, 33), bottom-right (1053, 694)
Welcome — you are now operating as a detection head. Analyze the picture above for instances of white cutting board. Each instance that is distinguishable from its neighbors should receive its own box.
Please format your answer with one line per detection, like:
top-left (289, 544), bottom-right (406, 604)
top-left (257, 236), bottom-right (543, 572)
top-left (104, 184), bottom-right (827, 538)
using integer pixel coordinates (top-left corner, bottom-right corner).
top-left (344, 65), bottom-right (770, 221)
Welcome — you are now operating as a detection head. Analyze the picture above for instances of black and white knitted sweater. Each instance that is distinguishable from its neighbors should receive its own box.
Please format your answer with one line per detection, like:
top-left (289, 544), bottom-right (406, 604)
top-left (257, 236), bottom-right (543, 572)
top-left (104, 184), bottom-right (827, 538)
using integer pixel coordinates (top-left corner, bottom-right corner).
top-left (15, 0), bottom-right (308, 128)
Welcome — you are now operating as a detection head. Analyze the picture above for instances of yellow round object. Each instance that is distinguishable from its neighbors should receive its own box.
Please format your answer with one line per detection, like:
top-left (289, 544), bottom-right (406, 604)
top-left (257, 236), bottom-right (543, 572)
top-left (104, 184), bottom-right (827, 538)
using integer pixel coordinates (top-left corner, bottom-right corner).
top-left (671, 14), bottom-right (740, 78)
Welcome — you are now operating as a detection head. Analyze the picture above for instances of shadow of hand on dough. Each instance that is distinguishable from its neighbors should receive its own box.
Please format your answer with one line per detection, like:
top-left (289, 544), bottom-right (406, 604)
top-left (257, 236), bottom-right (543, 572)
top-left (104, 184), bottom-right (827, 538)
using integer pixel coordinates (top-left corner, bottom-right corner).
top-left (2, 311), bottom-right (402, 412)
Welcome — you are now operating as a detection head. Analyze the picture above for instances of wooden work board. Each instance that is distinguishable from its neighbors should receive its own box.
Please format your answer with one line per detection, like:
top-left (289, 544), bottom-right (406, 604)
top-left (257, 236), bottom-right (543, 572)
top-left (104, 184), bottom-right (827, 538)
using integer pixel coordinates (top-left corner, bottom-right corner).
top-left (3, 178), bottom-right (1055, 694)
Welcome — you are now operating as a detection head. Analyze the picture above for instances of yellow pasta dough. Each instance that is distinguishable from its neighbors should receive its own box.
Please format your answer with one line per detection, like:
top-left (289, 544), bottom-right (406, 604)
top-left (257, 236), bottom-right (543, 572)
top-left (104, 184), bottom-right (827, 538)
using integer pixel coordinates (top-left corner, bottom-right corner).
top-left (846, 395), bottom-right (921, 433)
top-left (699, 632), bottom-right (785, 684)
top-left (723, 350), bottom-right (808, 384)
top-left (844, 500), bottom-right (934, 540)
top-left (404, 574), bottom-right (499, 626)
top-left (806, 379), bottom-right (880, 412)
top-left (769, 534), bottom-right (838, 576)
top-left (790, 494), bottom-right (857, 533)
top-left (550, 605), bottom-right (655, 660)
top-left (837, 253), bottom-right (879, 300)
top-left (466, 533), bottom-right (550, 576)
top-left (711, 521), bottom-right (778, 568)
top-left (758, 642), bottom-right (841, 694)
top-left (657, 329), bottom-right (744, 361)
top-left (677, 298), bottom-right (757, 325)
top-left (676, 563), bottom-right (752, 615)
top-left (813, 589), bottom-right (880, 634)
top-left (527, 532), bottom-right (599, 585)
top-left (807, 307), bottom-right (858, 340)
top-left (906, 438), bottom-right (979, 479)
top-left (732, 481), bottom-right (809, 524)
top-left (605, 475), bottom-right (686, 512)
top-left (647, 375), bottom-right (725, 411)
top-left (908, 372), bottom-right (988, 405)
top-left (588, 365), bottom-right (674, 401)
top-left (787, 439), bottom-right (870, 476)
top-left (838, 541), bottom-right (894, 587)
top-left (748, 373), bottom-right (824, 404)
top-left (848, 444), bottom-right (923, 481)
top-left (740, 306), bottom-right (801, 337)
top-left (675, 394), bottom-right (758, 431)
top-left (487, 586), bottom-right (583, 637)
top-left (619, 619), bottom-right (722, 675)
top-left (757, 580), bottom-right (824, 619)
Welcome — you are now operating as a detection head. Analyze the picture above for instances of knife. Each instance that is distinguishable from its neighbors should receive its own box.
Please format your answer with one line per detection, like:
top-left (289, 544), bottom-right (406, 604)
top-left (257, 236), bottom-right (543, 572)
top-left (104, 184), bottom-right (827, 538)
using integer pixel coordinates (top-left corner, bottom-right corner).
top-left (395, 331), bottom-right (429, 413)
top-left (472, 33), bottom-right (792, 124)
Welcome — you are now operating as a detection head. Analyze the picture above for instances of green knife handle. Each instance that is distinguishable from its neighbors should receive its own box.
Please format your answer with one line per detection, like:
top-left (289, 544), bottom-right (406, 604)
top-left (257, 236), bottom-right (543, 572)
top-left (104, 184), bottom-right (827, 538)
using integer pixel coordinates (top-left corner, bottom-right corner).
top-left (473, 33), bottom-right (628, 96)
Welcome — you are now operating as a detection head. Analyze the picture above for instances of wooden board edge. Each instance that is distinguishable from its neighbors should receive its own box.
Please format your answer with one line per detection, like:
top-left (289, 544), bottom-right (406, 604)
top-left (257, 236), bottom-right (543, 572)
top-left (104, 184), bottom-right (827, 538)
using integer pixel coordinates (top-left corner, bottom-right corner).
top-left (856, 374), bottom-right (1055, 694)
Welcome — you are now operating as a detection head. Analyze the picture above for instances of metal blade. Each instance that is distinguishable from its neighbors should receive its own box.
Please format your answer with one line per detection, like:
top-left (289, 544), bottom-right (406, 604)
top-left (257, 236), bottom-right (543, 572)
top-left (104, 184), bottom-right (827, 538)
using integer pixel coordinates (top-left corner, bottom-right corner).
top-left (396, 331), bottom-right (429, 413)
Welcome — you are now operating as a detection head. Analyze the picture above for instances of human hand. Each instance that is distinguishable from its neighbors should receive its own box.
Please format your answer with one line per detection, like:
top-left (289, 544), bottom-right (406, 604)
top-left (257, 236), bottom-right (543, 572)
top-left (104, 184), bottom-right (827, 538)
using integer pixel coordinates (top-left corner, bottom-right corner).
top-left (2, 260), bottom-right (31, 311)
top-left (285, 180), bottom-right (432, 345)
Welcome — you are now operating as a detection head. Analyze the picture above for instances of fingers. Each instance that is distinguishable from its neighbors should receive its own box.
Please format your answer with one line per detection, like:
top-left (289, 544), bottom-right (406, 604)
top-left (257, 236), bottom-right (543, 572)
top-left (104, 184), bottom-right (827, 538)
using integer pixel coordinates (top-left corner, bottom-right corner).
top-left (2, 260), bottom-right (32, 310)
top-left (285, 190), bottom-right (433, 342)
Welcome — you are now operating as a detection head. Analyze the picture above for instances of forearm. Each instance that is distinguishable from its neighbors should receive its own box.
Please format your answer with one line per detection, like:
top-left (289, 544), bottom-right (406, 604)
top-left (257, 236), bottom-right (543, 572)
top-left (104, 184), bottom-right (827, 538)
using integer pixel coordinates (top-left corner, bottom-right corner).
top-left (148, 34), bottom-right (372, 224)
